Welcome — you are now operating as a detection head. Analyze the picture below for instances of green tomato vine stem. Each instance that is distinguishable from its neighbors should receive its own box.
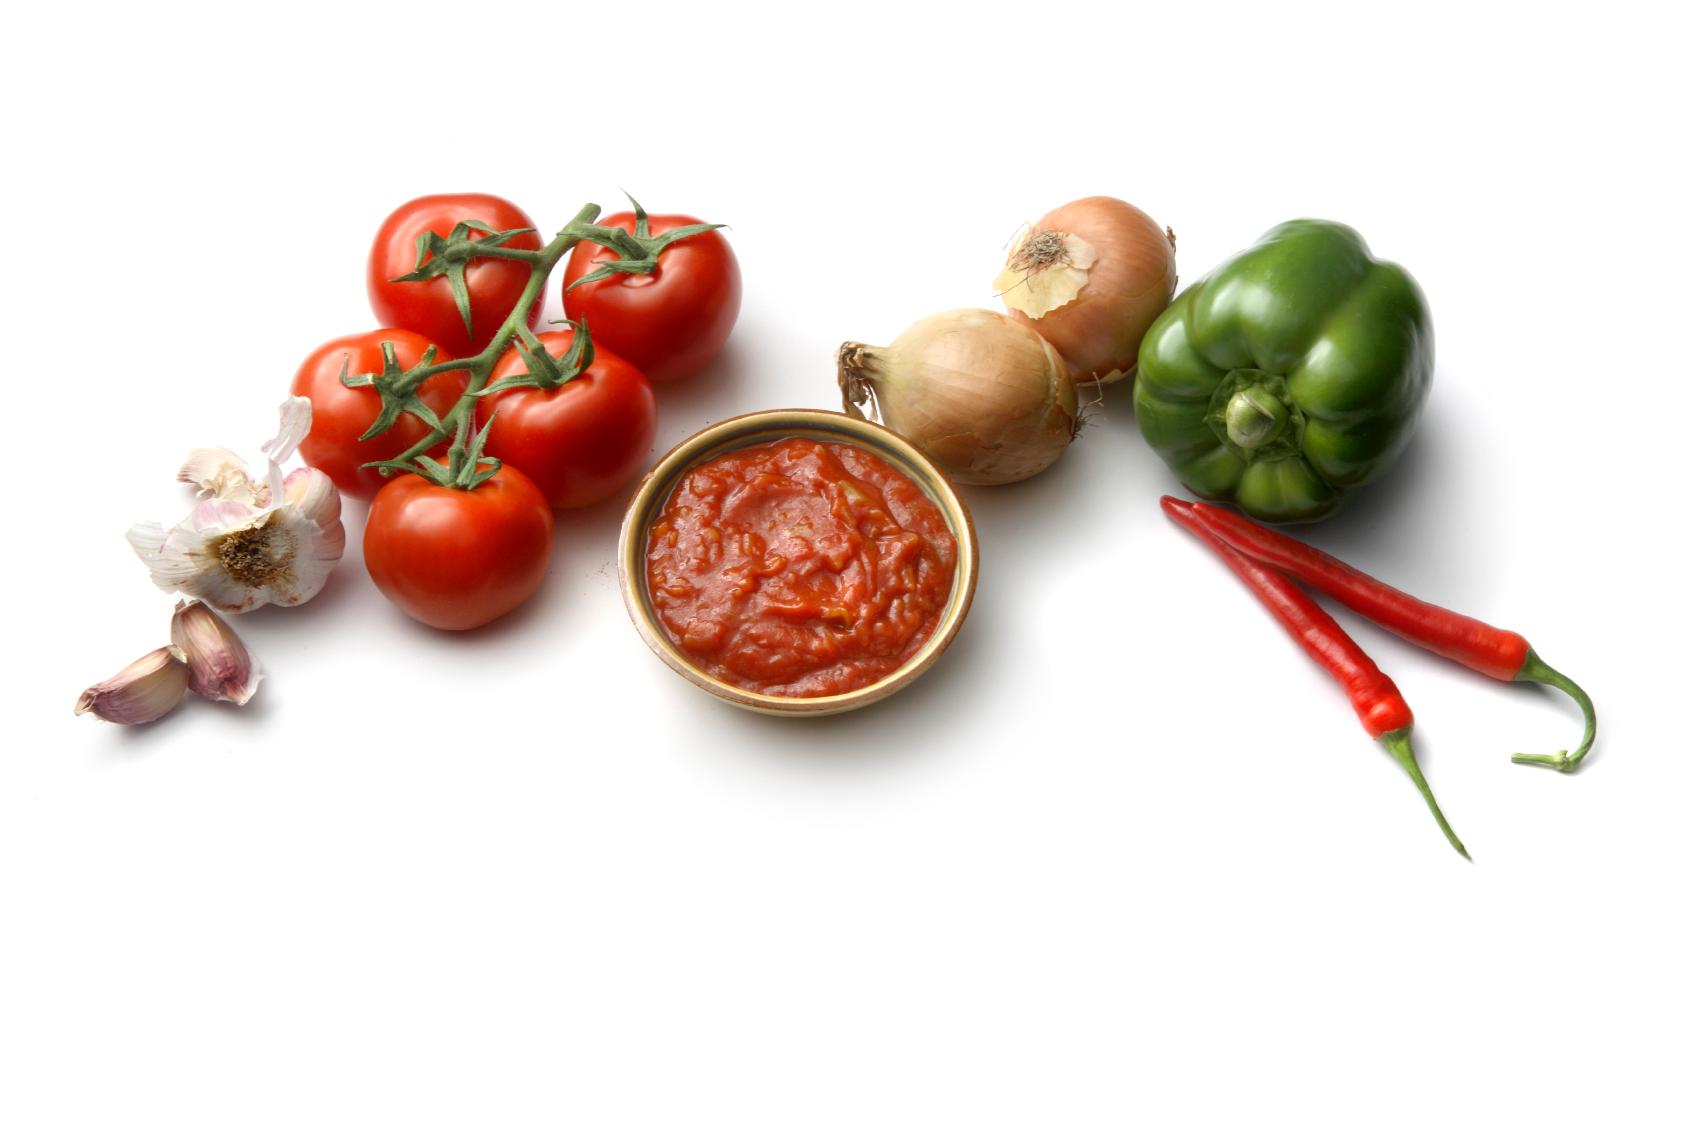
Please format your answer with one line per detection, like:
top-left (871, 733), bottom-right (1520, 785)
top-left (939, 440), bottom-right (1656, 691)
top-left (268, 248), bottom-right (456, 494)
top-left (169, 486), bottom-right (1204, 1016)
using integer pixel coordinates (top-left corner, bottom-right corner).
top-left (352, 194), bottom-right (722, 489)
top-left (369, 201), bottom-right (606, 486)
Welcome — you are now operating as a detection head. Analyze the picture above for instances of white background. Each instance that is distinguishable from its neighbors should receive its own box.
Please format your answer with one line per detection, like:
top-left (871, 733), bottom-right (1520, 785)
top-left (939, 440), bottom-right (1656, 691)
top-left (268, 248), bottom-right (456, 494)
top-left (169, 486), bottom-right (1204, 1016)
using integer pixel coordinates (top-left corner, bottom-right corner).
top-left (4, 2), bottom-right (1694, 1127)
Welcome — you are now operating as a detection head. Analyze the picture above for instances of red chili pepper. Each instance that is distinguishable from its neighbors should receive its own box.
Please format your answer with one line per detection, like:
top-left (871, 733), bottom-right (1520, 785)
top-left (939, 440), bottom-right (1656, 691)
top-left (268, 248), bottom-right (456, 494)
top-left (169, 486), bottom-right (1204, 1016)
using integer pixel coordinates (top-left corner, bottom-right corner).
top-left (1161, 497), bottom-right (1468, 858)
top-left (1176, 497), bottom-right (1595, 773)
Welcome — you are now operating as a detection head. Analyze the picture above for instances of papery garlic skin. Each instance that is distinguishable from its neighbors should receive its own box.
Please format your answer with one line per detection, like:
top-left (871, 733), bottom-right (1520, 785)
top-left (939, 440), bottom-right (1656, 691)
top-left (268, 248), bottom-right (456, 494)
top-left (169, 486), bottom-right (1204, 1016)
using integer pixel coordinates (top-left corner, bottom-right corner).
top-left (179, 447), bottom-right (267, 504)
top-left (75, 646), bottom-right (189, 725)
top-left (171, 600), bottom-right (262, 705)
top-left (262, 397), bottom-right (313, 470)
top-left (128, 397), bottom-right (345, 613)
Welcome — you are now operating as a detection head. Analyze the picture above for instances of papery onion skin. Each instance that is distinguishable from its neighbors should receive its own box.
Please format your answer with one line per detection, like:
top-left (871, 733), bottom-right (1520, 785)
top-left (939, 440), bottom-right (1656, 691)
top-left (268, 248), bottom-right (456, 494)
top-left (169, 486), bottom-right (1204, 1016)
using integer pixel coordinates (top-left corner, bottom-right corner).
top-left (839, 309), bottom-right (1077, 486)
top-left (996, 196), bottom-right (1176, 386)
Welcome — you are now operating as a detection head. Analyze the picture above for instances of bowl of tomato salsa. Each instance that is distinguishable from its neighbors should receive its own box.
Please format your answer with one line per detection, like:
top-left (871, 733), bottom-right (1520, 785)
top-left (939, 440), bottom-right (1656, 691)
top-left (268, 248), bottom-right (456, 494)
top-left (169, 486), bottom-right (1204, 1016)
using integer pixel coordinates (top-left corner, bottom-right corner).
top-left (618, 409), bottom-right (978, 716)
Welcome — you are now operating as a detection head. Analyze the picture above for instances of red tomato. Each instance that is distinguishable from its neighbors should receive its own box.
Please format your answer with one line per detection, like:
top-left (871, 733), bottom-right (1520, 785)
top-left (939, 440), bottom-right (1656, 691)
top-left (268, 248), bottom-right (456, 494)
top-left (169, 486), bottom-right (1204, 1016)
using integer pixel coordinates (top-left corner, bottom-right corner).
top-left (475, 329), bottom-right (657, 509)
top-left (561, 211), bottom-right (741, 382)
top-left (363, 466), bottom-right (554, 631)
top-left (290, 329), bottom-right (466, 498)
top-left (367, 193), bottom-right (543, 357)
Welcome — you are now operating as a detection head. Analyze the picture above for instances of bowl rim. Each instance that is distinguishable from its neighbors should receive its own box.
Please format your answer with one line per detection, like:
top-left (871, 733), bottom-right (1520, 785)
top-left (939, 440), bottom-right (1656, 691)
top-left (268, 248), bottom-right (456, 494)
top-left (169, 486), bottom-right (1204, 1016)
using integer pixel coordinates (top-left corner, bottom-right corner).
top-left (617, 408), bottom-right (979, 717)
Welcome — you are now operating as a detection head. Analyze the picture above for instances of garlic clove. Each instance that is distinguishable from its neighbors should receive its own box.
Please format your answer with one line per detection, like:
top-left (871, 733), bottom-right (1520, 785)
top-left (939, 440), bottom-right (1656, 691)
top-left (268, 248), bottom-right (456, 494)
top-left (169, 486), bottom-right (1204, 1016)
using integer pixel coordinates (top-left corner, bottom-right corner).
top-left (179, 447), bottom-right (265, 504)
top-left (75, 646), bottom-right (190, 725)
top-left (262, 468), bottom-right (345, 606)
top-left (282, 466), bottom-right (343, 532)
top-left (170, 600), bottom-right (262, 705)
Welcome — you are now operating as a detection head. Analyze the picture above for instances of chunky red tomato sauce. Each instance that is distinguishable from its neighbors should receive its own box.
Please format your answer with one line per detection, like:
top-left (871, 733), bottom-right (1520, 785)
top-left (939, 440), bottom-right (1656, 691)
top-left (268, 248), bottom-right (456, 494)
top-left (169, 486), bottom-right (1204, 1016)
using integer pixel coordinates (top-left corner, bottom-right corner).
top-left (645, 437), bottom-right (958, 697)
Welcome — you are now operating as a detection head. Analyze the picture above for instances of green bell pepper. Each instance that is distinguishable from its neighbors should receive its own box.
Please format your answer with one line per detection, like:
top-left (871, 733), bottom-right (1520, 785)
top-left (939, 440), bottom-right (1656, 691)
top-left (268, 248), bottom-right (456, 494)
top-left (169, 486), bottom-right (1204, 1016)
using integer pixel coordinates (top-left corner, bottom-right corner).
top-left (1134, 220), bottom-right (1432, 523)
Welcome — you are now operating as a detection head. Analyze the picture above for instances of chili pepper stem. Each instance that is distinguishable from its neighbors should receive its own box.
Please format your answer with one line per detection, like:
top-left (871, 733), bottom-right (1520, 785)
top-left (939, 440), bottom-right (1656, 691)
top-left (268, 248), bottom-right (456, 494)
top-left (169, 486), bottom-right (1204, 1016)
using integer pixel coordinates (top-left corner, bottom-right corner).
top-left (1509, 650), bottom-right (1597, 773)
top-left (1378, 728), bottom-right (1470, 860)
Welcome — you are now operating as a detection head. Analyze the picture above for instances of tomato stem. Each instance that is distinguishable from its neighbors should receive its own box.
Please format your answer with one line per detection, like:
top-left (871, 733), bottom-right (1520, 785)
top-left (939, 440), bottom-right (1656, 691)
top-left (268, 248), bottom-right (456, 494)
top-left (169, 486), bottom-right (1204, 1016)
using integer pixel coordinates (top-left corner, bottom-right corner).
top-left (370, 202), bottom-right (606, 485)
top-left (462, 244), bottom-right (543, 264)
top-left (358, 195), bottom-right (723, 487)
top-left (563, 192), bottom-right (725, 293)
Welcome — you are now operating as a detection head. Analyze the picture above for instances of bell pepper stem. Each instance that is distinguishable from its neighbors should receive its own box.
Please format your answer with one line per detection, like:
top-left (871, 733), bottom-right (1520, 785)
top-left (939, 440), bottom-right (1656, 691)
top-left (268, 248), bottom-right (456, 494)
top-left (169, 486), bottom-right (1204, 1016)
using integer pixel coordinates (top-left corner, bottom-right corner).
top-left (1378, 728), bottom-right (1470, 860)
top-left (1509, 650), bottom-right (1596, 773)
top-left (1223, 386), bottom-right (1288, 450)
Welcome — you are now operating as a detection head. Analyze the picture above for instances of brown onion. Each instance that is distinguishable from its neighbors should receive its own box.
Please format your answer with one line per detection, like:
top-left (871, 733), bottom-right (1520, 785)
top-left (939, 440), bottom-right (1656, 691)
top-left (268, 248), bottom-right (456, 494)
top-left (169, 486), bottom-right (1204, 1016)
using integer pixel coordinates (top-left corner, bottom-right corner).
top-left (993, 196), bottom-right (1176, 385)
top-left (839, 309), bottom-right (1077, 486)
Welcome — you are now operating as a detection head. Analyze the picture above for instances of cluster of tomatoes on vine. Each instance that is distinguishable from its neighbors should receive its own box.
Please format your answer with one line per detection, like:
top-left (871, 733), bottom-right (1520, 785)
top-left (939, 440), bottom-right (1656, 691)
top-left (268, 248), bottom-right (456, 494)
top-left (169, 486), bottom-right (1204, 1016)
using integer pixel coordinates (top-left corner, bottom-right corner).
top-left (288, 192), bottom-right (740, 630)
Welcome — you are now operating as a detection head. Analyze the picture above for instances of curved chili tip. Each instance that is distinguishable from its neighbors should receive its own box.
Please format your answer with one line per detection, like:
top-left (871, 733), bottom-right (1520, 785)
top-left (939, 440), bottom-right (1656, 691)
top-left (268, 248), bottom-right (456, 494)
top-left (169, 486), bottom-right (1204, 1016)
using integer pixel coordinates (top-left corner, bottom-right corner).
top-left (1508, 650), bottom-right (1597, 773)
top-left (1159, 495), bottom-right (1194, 518)
top-left (1379, 729), bottom-right (1470, 860)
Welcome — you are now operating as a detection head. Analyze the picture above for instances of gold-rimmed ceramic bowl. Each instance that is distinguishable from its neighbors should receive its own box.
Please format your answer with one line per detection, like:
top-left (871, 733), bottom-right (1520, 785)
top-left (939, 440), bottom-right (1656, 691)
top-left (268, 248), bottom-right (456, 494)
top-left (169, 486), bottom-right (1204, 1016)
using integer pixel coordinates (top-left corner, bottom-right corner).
top-left (617, 409), bottom-right (978, 716)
